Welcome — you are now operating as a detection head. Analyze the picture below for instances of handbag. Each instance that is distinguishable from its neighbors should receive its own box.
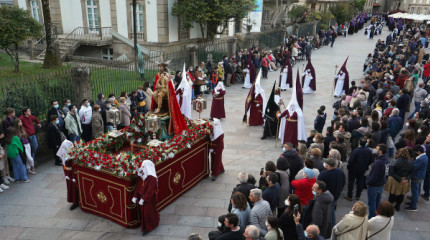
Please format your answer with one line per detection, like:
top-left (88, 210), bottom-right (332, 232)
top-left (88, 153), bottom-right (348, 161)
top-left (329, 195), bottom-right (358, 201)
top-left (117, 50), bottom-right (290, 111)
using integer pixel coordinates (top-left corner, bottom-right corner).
top-left (366, 217), bottom-right (391, 239)
top-left (138, 101), bottom-right (146, 107)
top-left (333, 217), bottom-right (366, 240)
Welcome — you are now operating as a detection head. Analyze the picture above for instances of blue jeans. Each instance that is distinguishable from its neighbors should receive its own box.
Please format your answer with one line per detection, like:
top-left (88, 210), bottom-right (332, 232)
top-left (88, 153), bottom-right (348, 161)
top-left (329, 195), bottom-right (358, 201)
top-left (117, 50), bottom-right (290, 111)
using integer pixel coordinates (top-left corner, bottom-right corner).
top-left (332, 199), bottom-right (338, 226)
top-left (10, 155), bottom-right (28, 181)
top-left (69, 133), bottom-right (80, 143)
top-left (423, 170), bottom-right (430, 198)
top-left (28, 135), bottom-right (38, 160)
top-left (367, 185), bottom-right (384, 218)
top-left (411, 180), bottom-right (422, 208)
top-left (408, 101), bottom-right (421, 119)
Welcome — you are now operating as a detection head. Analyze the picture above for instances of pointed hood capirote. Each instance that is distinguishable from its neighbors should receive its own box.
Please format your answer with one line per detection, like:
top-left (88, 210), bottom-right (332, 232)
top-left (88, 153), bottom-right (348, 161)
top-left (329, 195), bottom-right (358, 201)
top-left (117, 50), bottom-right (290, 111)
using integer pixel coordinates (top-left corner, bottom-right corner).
top-left (279, 53), bottom-right (293, 88)
top-left (335, 56), bottom-right (350, 92)
top-left (302, 57), bottom-right (316, 91)
top-left (295, 70), bottom-right (303, 111)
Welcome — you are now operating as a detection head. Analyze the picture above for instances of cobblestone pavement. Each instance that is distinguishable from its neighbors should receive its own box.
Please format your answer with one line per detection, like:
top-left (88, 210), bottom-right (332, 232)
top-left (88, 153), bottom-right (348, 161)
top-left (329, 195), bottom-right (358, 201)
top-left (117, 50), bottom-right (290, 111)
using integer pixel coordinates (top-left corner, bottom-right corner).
top-left (1, 28), bottom-right (429, 240)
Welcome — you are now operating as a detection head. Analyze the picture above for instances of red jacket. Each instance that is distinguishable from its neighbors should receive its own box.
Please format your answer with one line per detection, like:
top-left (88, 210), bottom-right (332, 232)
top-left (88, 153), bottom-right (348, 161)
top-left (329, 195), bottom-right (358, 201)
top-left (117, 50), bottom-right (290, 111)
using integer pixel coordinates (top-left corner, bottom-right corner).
top-left (424, 63), bottom-right (430, 77)
top-left (395, 74), bottom-right (409, 89)
top-left (19, 115), bottom-right (40, 136)
top-left (291, 177), bottom-right (316, 206)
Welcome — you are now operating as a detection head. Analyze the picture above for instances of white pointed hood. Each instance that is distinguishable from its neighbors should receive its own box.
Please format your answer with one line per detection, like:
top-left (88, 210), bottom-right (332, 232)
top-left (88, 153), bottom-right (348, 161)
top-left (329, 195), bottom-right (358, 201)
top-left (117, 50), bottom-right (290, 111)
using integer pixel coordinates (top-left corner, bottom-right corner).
top-left (214, 81), bottom-right (226, 94)
top-left (176, 63), bottom-right (192, 119)
top-left (138, 160), bottom-right (157, 182)
top-left (210, 118), bottom-right (223, 141)
top-left (254, 69), bottom-right (267, 118)
top-left (278, 77), bottom-right (307, 143)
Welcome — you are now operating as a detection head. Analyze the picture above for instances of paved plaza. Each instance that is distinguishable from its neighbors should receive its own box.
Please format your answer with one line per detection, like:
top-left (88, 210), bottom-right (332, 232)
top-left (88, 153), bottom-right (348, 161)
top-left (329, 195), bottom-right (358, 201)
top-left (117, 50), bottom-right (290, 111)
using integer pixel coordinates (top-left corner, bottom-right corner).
top-left (1, 28), bottom-right (430, 240)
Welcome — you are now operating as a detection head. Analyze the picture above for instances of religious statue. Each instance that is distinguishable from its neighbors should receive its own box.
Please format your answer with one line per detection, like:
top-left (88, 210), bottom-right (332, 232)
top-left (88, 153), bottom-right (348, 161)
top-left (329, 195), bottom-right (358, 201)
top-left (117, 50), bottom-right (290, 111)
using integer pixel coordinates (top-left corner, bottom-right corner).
top-left (150, 56), bottom-right (187, 135)
top-left (152, 73), bottom-right (170, 114)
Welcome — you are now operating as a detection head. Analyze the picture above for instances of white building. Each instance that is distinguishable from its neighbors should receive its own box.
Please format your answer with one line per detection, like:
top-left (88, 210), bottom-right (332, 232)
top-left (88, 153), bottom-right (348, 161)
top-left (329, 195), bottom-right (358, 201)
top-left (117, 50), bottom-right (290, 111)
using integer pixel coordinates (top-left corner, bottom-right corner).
top-left (14, 0), bottom-right (268, 61)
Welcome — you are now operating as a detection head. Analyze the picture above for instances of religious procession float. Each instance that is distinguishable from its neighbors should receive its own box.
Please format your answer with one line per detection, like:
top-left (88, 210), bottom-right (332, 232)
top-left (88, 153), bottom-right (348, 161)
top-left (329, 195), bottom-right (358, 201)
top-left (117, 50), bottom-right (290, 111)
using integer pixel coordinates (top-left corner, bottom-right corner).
top-left (60, 61), bottom-right (214, 232)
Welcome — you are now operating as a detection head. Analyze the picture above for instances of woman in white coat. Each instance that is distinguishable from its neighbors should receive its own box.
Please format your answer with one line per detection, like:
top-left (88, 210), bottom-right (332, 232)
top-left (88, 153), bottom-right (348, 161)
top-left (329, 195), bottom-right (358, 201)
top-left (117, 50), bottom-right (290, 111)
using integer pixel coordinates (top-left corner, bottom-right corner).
top-left (367, 201), bottom-right (394, 240)
top-left (333, 201), bottom-right (368, 240)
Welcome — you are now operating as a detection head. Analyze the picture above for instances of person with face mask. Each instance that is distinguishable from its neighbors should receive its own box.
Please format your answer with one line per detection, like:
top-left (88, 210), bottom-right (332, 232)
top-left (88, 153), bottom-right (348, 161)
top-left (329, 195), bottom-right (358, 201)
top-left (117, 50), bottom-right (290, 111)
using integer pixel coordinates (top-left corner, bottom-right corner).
top-left (279, 194), bottom-right (302, 240)
top-left (264, 216), bottom-right (284, 240)
top-left (317, 158), bottom-right (345, 226)
top-left (46, 115), bottom-right (67, 166)
top-left (47, 100), bottom-right (66, 131)
top-left (91, 104), bottom-right (104, 139)
top-left (64, 105), bottom-right (82, 143)
top-left (208, 215), bottom-right (228, 240)
top-left (306, 181), bottom-right (333, 239)
top-left (79, 99), bottom-right (93, 142)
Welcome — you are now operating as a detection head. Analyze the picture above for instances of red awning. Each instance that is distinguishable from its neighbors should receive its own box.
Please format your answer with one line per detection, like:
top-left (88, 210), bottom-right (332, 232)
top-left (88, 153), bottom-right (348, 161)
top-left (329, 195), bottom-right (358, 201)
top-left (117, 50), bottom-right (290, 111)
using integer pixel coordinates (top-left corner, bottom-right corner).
top-left (373, 3), bottom-right (381, 7)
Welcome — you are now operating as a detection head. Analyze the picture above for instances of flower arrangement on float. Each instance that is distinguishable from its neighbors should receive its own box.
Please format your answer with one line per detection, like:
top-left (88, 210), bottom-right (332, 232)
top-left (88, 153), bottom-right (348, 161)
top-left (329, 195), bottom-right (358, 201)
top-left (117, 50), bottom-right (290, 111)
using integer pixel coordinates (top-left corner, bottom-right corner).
top-left (69, 114), bottom-right (212, 177)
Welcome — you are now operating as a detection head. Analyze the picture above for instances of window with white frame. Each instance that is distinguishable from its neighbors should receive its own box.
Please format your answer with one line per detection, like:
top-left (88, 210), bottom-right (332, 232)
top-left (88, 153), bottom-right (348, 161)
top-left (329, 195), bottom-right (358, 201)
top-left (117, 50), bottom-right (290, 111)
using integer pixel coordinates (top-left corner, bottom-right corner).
top-left (411, 7), bottom-right (415, 14)
top-left (262, 10), bottom-right (269, 22)
top-left (30, 0), bottom-right (40, 23)
top-left (417, 7), bottom-right (421, 14)
top-left (86, 0), bottom-right (99, 30)
top-left (130, 3), bottom-right (144, 32)
top-left (101, 48), bottom-right (113, 60)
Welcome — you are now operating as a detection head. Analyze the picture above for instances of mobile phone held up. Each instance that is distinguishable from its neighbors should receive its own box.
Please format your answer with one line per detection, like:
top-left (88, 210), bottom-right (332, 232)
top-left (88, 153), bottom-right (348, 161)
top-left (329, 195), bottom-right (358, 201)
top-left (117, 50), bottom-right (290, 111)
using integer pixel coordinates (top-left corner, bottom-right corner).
top-left (294, 204), bottom-right (299, 215)
top-left (260, 167), bottom-right (264, 175)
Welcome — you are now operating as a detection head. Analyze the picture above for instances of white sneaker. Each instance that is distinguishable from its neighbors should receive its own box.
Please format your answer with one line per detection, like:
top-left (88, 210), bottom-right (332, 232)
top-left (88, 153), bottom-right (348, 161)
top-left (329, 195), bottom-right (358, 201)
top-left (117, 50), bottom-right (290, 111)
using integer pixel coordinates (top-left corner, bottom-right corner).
top-left (23, 179), bottom-right (30, 183)
top-left (0, 184), bottom-right (9, 190)
top-left (0, 188), bottom-right (3, 193)
top-left (3, 178), bottom-right (10, 185)
top-left (7, 176), bottom-right (15, 182)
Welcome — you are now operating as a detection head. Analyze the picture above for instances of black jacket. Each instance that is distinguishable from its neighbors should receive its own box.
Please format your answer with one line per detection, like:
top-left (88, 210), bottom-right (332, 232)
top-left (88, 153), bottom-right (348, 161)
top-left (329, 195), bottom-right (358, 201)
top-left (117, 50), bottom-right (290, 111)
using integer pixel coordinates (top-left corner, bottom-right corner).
top-left (279, 210), bottom-right (298, 240)
top-left (347, 146), bottom-right (374, 175)
top-left (46, 122), bottom-right (62, 150)
top-left (314, 115), bottom-right (326, 133)
top-left (228, 183), bottom-right (255, 212)
top-left (389, 158), bottom-right (413, 182)
top-left (348, 118), bottom-right (361, 132)
top-left (282, 150), bottom-right (304, 182)
top-left (47, 107), bottom-right (64, 122)
top-left (323, 135), bottom-right (336, 158)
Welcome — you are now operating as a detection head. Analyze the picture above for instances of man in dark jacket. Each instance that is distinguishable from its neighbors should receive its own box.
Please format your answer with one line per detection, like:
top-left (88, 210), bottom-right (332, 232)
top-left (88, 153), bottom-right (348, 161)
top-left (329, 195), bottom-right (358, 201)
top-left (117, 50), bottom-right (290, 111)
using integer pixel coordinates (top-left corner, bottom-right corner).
top-left (345, 138), bottom-right (374, 201)
top-left (323, 127), bottom-right (336, 158)
top-left (282, 142), bottom-right (304, 182)
top-left (228, 171), bottom-right (255, 212)
top-left (314, 109), bottom-right (326, 133)
top-left (406, 145), bottom-right (429, 211)
top-left (46, 115), bottom-right (65, 166)
top-left (366, 144), bottom-right (390, 218)
top-left (422, 134), bottom-right (430, 201)
top-left (47, 100), bottom-right (66, 131)
top-left (262, 172), bottom-right (280, 212)
top-left (347, 110), bottom-right (361, 132)
top-left (396, 90), bottom-right (410, 120)
top-left (318, 158), bottom-right (345, 225)
top-left (309, 180), bottom-right (333, 239)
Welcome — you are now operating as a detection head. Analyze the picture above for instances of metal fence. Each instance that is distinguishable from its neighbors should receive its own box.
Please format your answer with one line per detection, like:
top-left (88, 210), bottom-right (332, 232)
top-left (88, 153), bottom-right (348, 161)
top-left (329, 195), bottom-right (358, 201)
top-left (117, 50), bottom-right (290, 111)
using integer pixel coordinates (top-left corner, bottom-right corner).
top-left (90, 61), bottom-right (142, 100)
top-left (0, 67), bottom-right (74, 121)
